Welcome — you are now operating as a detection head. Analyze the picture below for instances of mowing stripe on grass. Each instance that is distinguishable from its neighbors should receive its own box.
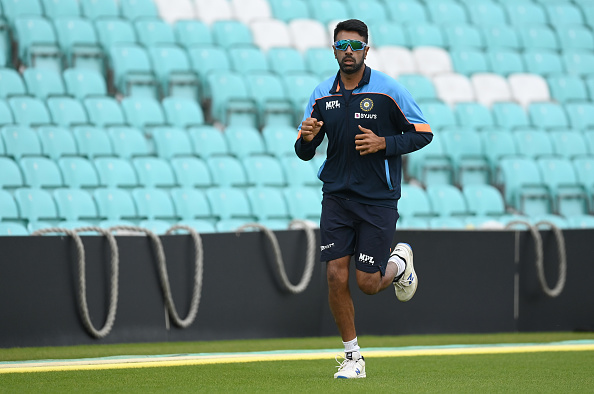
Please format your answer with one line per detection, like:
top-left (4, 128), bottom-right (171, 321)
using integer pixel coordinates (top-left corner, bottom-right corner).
top-left (1, 340), bottom-right (593, 374)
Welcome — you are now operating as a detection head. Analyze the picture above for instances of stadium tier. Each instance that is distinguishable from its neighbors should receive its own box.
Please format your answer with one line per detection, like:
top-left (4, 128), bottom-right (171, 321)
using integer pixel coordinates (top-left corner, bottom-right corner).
top-left (1, 0), bottom-right (594, 234)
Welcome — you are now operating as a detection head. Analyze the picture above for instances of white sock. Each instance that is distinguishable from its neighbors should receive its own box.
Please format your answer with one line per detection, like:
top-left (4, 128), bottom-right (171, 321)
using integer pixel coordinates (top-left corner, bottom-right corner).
top-left (343, 337), bottom-right (360, 357)
top-left (389, 255), bottom-right (406, 279)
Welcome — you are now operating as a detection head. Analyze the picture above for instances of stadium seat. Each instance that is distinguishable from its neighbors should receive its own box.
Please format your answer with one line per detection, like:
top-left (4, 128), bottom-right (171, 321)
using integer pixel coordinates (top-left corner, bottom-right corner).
top-left (73, 127), bottom-right (114, 158)
top-left (517, 25), bottom-right (559, 51)
top-left (508, 74), bottom-right (551, 108)
top-left (169, 156), bottom-right (212, 189)
top-left (148, 46), bottom-right (199, 100)
top-left (161, 97), bottom-right (204, 129)
top-left (206, 155), bottom-right (249, 187)
top-left (564, 102), bottom-right (594, 131)
top-left (481, 25), bottom-right (520, 50)
top-left (0, 68), bottom-right (27, 98)
top-left (376, 47), bottom-right (417, 78)
top-left (14, 187), bottom-right (59, 224)
top-left (397, 74), bottom-right (437, 102)
top-left (245, 186), bottom-right (290, 222)
top-left (93, 188), bottom-right (138, 221)
top-left (63, 68), bottom-right (108, 99)
top-left (245, 72), bottom-right (293, 127)
top-left (406, 24), bottom-right (445, 47)
top-left (412, 47), bottom-right (453, 76)
top-left (268, 0), bottom-right (309, 22)
top-left (186, 46), bottom-right (231, 97)
top-left (134, 19), bottom-right (175, 47)
top-left (224, 125), bottom-right (267, 158)
top-left (522, 49), bottom-right (565, 76)
top-left (432, 73), bottom-right (475, 106)
top-left (152, 127), bottom-right (193, 159)
top-left (46, 97), bottom-right (90, 127)
top-left (527, 102), bottom-right (569, 131)
top-left (1, 126), bottom-right (43, 159)
top-left (480, 130), bottom-right (518, 174)
top-left (8, 96), bottom-right (52, 127)
top-left (211, 20), bottom-right (254, 50)
top-left (228, 47), bottom-right (270, 76)
top-left (303, 48), bottom-right (337, 80)
top-left (425, 184), bottom-right (469, 217)
top-left (53, 188), bottom-right (99, 222)
top-left (555, 25), bottom-right (594, 51)
top-left (84, 97), bottom-right (127, 128)
top-left (58, 156), bottom-right (100, 189)
top-left (280, 156), bottom-right (322, 187)
top-left (108, 44), bottom-right (157, 98)
top-left (462, 184), bottom-right (506, 217)
top-left (120, 0), bottom-right (160, 21)
top-left (262, 125), bottom-right (298, 158)
top-left (13, 16), bottom-right (62, 72)
top-left (487, 49), bottom-right (525, 76)
top-left (250, 19), bottom-right (291, 52)
top-left (306, 0), bottom-right (352, 25)
top-left (544, 3), bottom-right (584, 25)
top-left (496, 157), bottom-right (551, 216)
top-left (504, 2), bottom-right (548, 26)
top-left (467, 1), bottom-right (508, 26)
top-left (205, 71), bottom-right (257, 126)
top-left (173, 20), bottom-right (213, 49)
top-left (512, 129), bottom-right (555, 159)
top-left (19, 156), bottom-right (63, 189)
top-left (398, 184), bottom-right (434, 219)
top-left (282, 185), bottom-right (321, 223)
top-left (537, 157), bottom-right (588, 216)
top-left (187, 125), bottom-right (229, 158)
top-left (425, 0), bottom-right (468, 24)
top-left (566, 214), bottom-right (594, 229)
top-left (572, 157), bottom-right (594, 201)
top-left (383, 0), bottom-right (428, 23)
top-left (440, 129), bottom-right (490, 186)
top-left (491, 102), bottom-right (530, 130)
top-left (170, 187), bottom-right (213, 221)
top-left (0, 157), bottom-right (25, 189)
top-left (397, 217), bottom-right (429, 230)
top-left (419, 101), bottom-right (457, 129)
top-left (229, 0), bottom-right (272, 24)
top-left (53, 16), bottom-right (103, 72)
top-left (562, 49), bottom-right (594, 78)
top-left (242, 155), bottom-right (286, 187)
top-left (345, 0), bottom-right (388, 24)
top-left (132, 157), bottom-right (176, 188)
top-left (206, 187), bottom-right (254, 221)
top-left (80, 0), bottom-right (119, 20)
top-left (549, 130), bottom-right (589, 159)
top-left (1, 0), bottom-right (44, 24)
top-left (443, 24), bottom-right (484, 50)
top-left (121, 97), bottom-right (167, 132)
top-left (267, 47), bottom-right (307, 75)
top-left (107, 126), bottom-right (151, 158)
top-left (405, 133), bottom-right (453, 186)
top-left (546, 75), bottom-right (589, 104)
top-left (0, 222), bottom-right (28, 235)
top-left (132, 187), bottom-right (178, 221)
top-left (454, 102), bottom-right (495, 131)
top-left (93, 157), bottom-right (139, 188)
top-left (288, 19), bottom-right (328, 53)
top-left (368, 21), bottom-right (408, 48)
top-left (95, 18), bottom-right (137, 48)
top-left (449, 48), bottom-right (490, 76)
top-left (281, 72), bottom-right (320, 120)
top-left (428, 217), bottom-right (467, 230)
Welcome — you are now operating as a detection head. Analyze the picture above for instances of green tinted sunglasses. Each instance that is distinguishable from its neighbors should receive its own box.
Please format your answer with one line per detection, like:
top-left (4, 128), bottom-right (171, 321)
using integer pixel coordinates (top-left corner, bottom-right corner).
top-left (333, 39), bottom-right (367, 51)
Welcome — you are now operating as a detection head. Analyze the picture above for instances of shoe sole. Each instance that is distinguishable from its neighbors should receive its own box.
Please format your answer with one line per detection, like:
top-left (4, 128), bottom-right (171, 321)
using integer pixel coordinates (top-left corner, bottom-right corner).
top-left (394, 243), bottom-right (417, 302)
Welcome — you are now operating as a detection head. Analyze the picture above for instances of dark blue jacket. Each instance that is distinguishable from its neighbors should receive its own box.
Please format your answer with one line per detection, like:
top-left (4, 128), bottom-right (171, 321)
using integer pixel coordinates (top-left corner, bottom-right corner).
top-left (295, 66), bottom-right (432, 209)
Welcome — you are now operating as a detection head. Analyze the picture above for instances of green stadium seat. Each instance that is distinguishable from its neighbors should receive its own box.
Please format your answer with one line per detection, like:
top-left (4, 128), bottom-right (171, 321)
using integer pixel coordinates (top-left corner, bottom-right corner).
top-left (80, 0), bottom-right (119, 20)
top-left (173, 20), bottom-right (212, 49)
top-left (211, 20), bottom-right (253, 49)
top-left (491, 102), bottom-right (530, 129)
top-left (562, 49), bottom-right (594, 77)
top-left (53, 16), bottom-right (103, 72)
top-left (93, 156), bottom-right (139, 188)
top-left (346, 0), bottom-right (388, 23)
top-left (187, 125), bottom-right (229, 158)
top-left (23, 68), bottom-right (66, 100)
top-left (304, 47), bottom-right (337, 80)
top-left (206, 155), bottom-right (249, 187)
top-left (279, 156), bottom-right (321, 188)
top-left (0, 157), bottom-right (24, 189)
top-left (487, 49), bottom-right (525, 76)
top-left (426, 184), bottom-right (469, 217)
top-left (186, 46), bottom-right (231, 98)
top-left (368, 21), bottom-right (409, 48)
top-left (0, 222), bottom-right (28, 236)
top-left (120, 0), bottom-right (159, 21)
top-left (206, 187), bottom-right (254, 221)
top-left (63, 68), bottom-right (107, 99)
top-left (38, 126), bottom-right (77, 159)
top-left (419, 101), bottom-right (457, 129)
top-left (242, 155), bottom-right (286, 187)
top-left (1, 125), bottom-right (42, 159)
top-left (132, 156), bottom-right (176, 188)
top-left (1, 0), bottom-right (43, 25)
top-left (449, 48), bottom-right (490, 76)
top-left (152, 126), bottom-right (193, 159)
top-left (543, 3), bottom-right (584, 25)
top-left (425, 0), bottom-right (469, 25)
top-left (546, 75), bottom-right (588, 104)
top-left (169, 156), bottom-right (213, 189)
top-left (454, 102), bottom-right (495, 131)
top-left (262, 125), bottom-right (298, 158)
top-left (246, 186), bottom-right (290, 222)
top-left (93, 188), bottom-right (138, 221)
top-left (53, 188), bottom-right (99, 221)
top-left (47, 97), bottom-right (89, 128)
top-left (134, 19), bottom-right (175, 47)
top-left (0, 67), bottom-right (27, 98)
top-left (132, 187), bottom-right (177, 221)
top-left (58, 156), bottom-right (100, 189)
top-left (527, 102), bottom-right (569, 131)
top-left (245, 72), bottom-right (294, 127)
top-left (397, 74), bottom-right (437, 103)
top-left (161, 97), bottom-right (204, 129)
top-left (405, 133), bottom-right (453, 186)
top-left (84, 97), bottom-right (127, 128)
top-left (19, 156), bottom-right (63, 189)
top-left (440, 129), bottom-right (490, 186)
top-left (8, 97), bottom-right (52, 126)
top-left (480, 130), bottom-right (518, 175)
top-left (170, 187), bottom-right (213, 221)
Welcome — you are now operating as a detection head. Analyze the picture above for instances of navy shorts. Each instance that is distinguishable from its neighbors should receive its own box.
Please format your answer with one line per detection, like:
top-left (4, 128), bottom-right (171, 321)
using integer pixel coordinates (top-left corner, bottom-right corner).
top-left (320, 194), bottom-right (399, 276)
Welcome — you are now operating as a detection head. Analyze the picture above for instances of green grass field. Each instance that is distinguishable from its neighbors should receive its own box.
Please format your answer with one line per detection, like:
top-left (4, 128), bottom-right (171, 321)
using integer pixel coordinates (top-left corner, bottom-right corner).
top-left (1, 332), bottom-right (593, 393)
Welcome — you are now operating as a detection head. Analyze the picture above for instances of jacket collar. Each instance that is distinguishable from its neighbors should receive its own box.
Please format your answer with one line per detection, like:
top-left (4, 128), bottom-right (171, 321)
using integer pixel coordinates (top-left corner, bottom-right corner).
top-left (330, 65), bottom-right (371, 94)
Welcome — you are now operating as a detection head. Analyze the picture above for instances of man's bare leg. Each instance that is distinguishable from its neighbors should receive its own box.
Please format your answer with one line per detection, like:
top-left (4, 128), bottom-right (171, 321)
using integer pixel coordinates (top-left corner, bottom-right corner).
top-left (326, 255), bottom-right (356, 341)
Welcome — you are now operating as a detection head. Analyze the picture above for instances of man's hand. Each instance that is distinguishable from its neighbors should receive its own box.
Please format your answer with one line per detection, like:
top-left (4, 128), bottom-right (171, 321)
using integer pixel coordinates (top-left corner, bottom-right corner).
top-left (300, 117), bottom-right (324, 143)
top-left (355, 125), bottom-right (386, 155)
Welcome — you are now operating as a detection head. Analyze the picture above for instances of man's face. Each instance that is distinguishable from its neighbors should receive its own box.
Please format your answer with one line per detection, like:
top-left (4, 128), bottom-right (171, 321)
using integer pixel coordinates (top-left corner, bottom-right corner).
top-left (333, 30), bottom-right (369, 75)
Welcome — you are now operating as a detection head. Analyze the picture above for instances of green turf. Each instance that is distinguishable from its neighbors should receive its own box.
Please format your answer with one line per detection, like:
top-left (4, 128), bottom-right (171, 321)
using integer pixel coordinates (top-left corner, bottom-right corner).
top-left (1, 351), bottom-right (593, 393)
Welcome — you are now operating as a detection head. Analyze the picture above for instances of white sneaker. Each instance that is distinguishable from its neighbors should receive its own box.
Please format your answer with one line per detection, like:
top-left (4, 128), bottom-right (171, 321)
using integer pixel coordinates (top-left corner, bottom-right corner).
top-left (392, 243), bottom-right (417, 302)
top-left (334, 351), bottom-right (366, 379)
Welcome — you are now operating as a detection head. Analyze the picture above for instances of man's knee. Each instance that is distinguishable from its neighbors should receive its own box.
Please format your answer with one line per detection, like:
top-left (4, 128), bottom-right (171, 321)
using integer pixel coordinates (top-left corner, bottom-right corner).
top-left (327, 259), bottom-right (349, 288)
top-left (356, 271), bottom-right (381, 295)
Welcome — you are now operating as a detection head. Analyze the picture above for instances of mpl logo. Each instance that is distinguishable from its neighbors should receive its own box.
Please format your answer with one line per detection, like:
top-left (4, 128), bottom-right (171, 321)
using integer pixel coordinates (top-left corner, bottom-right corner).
top-left (354, 113), bottom-right (377, 119)
top-left (358, 253), bottom-right (375, 265)
top-left (326, 100), bottom-right (340, 110)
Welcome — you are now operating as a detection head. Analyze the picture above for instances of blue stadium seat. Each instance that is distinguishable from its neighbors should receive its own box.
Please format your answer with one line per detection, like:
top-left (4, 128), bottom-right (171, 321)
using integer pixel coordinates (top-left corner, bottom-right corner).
top-left (346, 0), bottom-right (388, 23)
top-left (205, 71), bottom-right (257, 126)
top-left (482, 25), bottom-right (520, 50)
top-left (228, 47), bottom-right (270, 76)
top-left (527, 102), bottom-right (569, 131)
top-left (491, 102), bottom-right (530, 129)
top-left (170, 187), bottom-right (213, 221)
top-left (572, 157), bottom-right (594, 200)
top-left (0, 68), bottom-right (27, 98)
top-left (13, 16), bottom-right (62, 72)
top-left (306, 0), bottom-right (351, 25)
top-left (564, 102), bottom-right (594, 131)
top-left (262, 125), bottom-right (298, 158)
top-left (0, 188), bottom-right (19, 221)
top-left (449, 48), bottom-right (490, 76)
top-left (0, 222), bottom-right (28, 235)
top-left (152, 127), bottom-right (193, 159)
top-left (454, 102), bottom-right (495, 130)
top-left (53, 188), bottom-right (99, 221)
top-left (368, 21), bottom-right (409, 47)
top-left (246, 186), bottom-right (290, 222)
top-left (517, 25), bottom-right (559, 51)
top-left (134, 19), bottom-right (175, 47)
top-left (57, 156), bottom-right (100, 189)
top-left (187, 125), bottom-right (229, 158)
top-left (496, 157), bottom-right (551, 216)
top-left (206, 187), bottom-right (254, 221)
top-left (399, 184), bottom-right (434, 219)
top-left (269, 0), bottom-right (310, 22)
top-left (84, 97), bottom-right (127, 128)
top-left (95, 18), bottom-right (137, 48)
top-left (512, 129), bottom-right (555, 159)
top-left (245, 71), bottom-right (293, 127)
top-left (504, 2), bottom-right (548, 26)
top-left (14, 187), bottom-right (59, 224)
top-left (121, 97), bottom-right (167, 132)
top-left (224, 125), bottom-right (267, 158)
top-left (522, 49), bottom-right (564, 76)
top-left (279, 156), bottom-right (322, 187)
top-left (173, 20), bottom-right (213, 49)
top-left (107, 126), bottom-right (150, 158)
top-left (425, 184), bottom-right (469, 217)
top-left (161, 97), bottom-right (204, 129)
top-left (46, 97), bottom-right (90, 127)
top-left (406, 23), bottom-right (445, 47)
top-left (283, 186), bottom-right (321, 223)
top-left (53, 16), bottom-right (103, 72)
top-left (80, 0), bottom-right (119, 20)
top-left (443, 24), bottom-right (484, 49)
top-left (424, 0), bottom-right (469, 24)
top-left (0, 157), bottom-right (25, 189)
top-left (397, 74), bottom-right (438, 103)
top-left (120, 0), bottom-right (159, 21)
top-left (132, 187), bottom-right (177, 221)
top-left (281, 72), bottom-right (320, 121)
top-left (487, 49), bottom-right (526, 76)
top-left (543, 3), bottom-right (584, 25)
top-left (405, 133), bottom-right (453, 186)
top-left (546, 75), bottom-right (589, 104)
top-left (555, 25), bottom-right (594, 51)
top-left (93, 156), bottom-right (139, 188)
top-left (419, 101), bottom-right (457, 129)
top-left (169, 156), bottom-right (212, 189)
top-left (93, 188), bottom-right (138, 221)
top-left (242, 155), bottom-right (286, 187)
top-left (480, 130), bottom-right (518, 174)
top-left (549, 130), bottom-right (589, 159)
top-left (537, 157), bottom-right (588, 216)
top-left (462, 184), bottom-right (506, 217)
top-left (467, 1), bottom-right (508, 26)
top-left (211, 20), bottom-right (253, 49)
top-left (147, 45), bottom-right (199, 100)
top-left (73, 127), bottom-right (114, 158)
top-left (429, 217), bottom-right (467, 229)
top-left (562, 49), bottom-right (594, 77)
top-left (186, 46), bottom-right (231, 95)
top-left (206, 155), bottom-right (249, 187)
top-left (304, 48), bottom-right (337, 80)
top-left (63, 68), bottom-right (108, 99)
top-left (1, 125), bottom-right (43, 159)
top-left (383, 0), bottom-right (429, 23)
top-left (440, 130), bottom-right (490, 186)
top-left (8, 96), bottom-right (52, 127)
top-left (0, 100), bottom-right (14, 126)
top-left (108, 44), bottom-right (157, 98)
top-left (1, 0), bottom-right (43, 25)
top-left (566, 215), bottom-right (594, 229)
top-left (19, 156), bottom-right (63, 189)
top-left (132, 157), bottom-right (177, 188)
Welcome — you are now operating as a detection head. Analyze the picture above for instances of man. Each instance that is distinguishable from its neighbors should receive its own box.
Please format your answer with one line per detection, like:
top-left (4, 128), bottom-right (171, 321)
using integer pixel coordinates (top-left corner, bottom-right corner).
top-left (294, 19), bottom-right (433, 379)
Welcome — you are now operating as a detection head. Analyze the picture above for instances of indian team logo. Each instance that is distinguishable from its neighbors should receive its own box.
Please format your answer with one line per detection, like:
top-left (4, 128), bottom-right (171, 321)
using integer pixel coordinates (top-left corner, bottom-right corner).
top-left (360, 98), bottom-right (374, 112)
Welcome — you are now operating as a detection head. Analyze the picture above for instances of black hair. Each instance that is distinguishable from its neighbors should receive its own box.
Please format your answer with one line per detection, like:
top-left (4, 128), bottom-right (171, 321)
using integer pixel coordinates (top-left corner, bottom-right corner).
top-left (333, 19), bottom-right (369, 43)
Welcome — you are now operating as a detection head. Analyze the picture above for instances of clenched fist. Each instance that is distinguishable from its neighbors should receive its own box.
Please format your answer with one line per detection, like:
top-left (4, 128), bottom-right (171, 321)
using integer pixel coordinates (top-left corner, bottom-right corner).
top-left (300, 117), bottom-right (324, 143)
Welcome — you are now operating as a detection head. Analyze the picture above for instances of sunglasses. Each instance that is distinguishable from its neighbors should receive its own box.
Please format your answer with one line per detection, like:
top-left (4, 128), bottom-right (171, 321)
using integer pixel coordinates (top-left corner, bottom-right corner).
top-left (333, 39), bottom-right (367, 51)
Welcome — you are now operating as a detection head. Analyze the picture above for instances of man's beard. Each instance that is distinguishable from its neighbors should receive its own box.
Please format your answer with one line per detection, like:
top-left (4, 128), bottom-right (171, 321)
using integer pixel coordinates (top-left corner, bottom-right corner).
top-left (339, 56), bottom-right (364, 74)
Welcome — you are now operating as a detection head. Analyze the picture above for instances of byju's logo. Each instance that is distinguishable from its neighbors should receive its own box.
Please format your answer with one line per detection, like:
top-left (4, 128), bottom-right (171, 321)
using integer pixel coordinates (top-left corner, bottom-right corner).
top-left (326, 100), bottom-right (340, 110)
top-left (354, 113), bottom-right (377, 119)
top-left (358, 253), bottom-right (375, 264)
